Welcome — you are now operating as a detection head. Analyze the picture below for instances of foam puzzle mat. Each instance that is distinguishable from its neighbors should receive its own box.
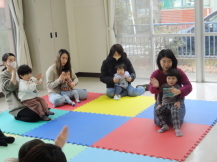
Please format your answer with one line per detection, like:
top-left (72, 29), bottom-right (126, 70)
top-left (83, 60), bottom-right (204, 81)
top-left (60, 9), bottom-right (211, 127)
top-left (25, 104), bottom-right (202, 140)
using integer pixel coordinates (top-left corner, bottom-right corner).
top-left (42, 92), bottom-right (104, 111)
top-left (0, 92), bottom-right (217, 162)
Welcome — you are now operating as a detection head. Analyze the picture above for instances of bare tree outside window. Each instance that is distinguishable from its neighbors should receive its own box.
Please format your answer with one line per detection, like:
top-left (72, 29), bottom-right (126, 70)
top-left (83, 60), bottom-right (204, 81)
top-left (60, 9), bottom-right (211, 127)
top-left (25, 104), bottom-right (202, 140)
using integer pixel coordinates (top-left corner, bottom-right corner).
top-left (114, 0), bottom-right (217, 81)
top-left (0, 0), bottom-right (15, 65)
top-left (114, 0), bottom-right (160, 78)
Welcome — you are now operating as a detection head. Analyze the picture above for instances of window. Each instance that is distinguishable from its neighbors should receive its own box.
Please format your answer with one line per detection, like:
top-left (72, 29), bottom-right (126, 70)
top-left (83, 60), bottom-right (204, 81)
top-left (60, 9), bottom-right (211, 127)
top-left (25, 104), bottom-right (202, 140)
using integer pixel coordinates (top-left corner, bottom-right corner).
top-left (114, 0), bottom-right (217, 82)
top-left (0, 0), bottom-right (15, 65)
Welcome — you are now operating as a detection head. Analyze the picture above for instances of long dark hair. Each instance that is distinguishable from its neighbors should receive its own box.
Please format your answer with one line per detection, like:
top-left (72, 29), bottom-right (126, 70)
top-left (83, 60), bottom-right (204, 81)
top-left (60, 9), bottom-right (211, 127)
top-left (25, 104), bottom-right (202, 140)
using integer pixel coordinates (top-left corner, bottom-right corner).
top-left (108, 44), bottom-right (127, 58)
top-left (55, 49), bottom-right (72, 77)
top-left (156, 49), bottom-right (178, 70)
top-left (1, 53), bottom-right (16, 71)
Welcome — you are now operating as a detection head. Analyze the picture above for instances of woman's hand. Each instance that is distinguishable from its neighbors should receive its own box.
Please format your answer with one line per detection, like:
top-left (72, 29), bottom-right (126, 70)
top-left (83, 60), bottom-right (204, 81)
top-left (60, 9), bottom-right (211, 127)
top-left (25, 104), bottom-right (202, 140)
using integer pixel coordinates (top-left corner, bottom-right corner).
top-left (36, 74), bottom-right (42, 81)
top-left (69, 81), bottom-right (76, 88)
top-left (126, 77), bottom-right (132, 82)
top-left (7, 64), bottom-right (16, 72)
top-left (59, 72), bottom-right (65, 82)
top-left (7, 64), bottom-right (17, 85)
top-left (113, 77), bottom-right (119, 83)
top-left (174, 101), bottom-right (181, 108)
top-left (170, 86), bottom-right (181, 96)
top-left (54, 126), bottom-right (68, 148)
top-left (125, 75), bottom-right (132, 82)
top-left (156, 104), bottom-right (162, 109)
top-left (150, 77), bottom-right (159, 88)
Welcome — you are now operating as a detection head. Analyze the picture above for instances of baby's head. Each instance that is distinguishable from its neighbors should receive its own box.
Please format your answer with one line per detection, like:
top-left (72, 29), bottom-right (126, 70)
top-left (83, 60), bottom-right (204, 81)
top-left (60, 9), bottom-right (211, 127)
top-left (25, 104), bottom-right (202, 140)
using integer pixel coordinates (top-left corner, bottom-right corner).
top-left (115, 64), bottom-right (126, 75)
top-left (17, 64), bottom-right (32, 81)
top-left (62, 68), bottom-right (71, 80)
top-left (165, 68), bottom-right (180, 86)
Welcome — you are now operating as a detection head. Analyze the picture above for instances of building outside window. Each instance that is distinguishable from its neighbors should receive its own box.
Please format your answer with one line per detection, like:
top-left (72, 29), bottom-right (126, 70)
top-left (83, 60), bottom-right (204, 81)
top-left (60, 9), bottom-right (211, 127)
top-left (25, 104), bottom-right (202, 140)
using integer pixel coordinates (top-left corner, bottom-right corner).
top-left (114, 0), bottom-right (217, 82)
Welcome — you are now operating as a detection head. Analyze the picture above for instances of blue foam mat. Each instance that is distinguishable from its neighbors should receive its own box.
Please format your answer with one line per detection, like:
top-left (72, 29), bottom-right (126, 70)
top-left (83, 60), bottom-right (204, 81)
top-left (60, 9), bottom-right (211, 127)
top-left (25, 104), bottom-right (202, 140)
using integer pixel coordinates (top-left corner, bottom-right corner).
top-left (69, 147), bottom-right (178, 162)
top-left (0, 109), bottom-right (69, 135)
top-left (184, 100), bottom-right (217, 125)
top-left (23, 111), bottom-right (130, 146)
top-left (136, 104), bottom-right (155, 119)
top-left (136, 99), bottom-right (217, 126)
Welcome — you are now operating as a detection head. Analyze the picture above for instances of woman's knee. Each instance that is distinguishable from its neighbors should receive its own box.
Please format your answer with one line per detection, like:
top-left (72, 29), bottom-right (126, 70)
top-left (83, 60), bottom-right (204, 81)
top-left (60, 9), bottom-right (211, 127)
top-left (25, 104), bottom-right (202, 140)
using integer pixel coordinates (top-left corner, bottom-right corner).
top-left (77, 89), bottom-right (88, 100)
top-left (154, 103), bottom-right (163, 127)
top-left (15, 108), bottom-right (41, 122)
top-left (179, 102), bottom-right (186, 124)
top-left (106, 88), bottom-right (115, 98)
top-left (127, 85), bottom-right (145, 97)
top-left (53, 98), bottom-right (65, 107)
top-left (30, 114), bottom-right (41, 122)
top-left (154, 117), bottom-right (161, 127)
top-left (49, 94), bottom-right (65, 107)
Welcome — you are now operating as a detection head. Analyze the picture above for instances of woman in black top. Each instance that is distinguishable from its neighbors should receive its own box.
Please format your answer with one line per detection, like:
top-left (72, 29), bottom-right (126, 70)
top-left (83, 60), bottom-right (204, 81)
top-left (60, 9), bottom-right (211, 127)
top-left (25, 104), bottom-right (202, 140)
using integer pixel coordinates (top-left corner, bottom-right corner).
top-left (100, 44), bottom-right (145, 98)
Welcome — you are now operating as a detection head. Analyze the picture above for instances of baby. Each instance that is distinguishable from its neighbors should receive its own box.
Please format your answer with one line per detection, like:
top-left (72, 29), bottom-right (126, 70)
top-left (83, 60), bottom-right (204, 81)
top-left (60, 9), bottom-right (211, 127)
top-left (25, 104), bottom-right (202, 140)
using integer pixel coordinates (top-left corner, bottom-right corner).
top-left (113, 63), bottom-right (131, 100)
top-left (60, 69), bottom-right (81, 106)
top-left (17, 64), bottom-right (54, 121)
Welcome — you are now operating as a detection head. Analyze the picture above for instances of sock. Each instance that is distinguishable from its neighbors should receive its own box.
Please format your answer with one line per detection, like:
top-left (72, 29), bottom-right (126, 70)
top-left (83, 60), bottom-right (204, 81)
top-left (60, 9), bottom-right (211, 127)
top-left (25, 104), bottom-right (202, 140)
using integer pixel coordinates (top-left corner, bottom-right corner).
top-left (158, 124), bottom-right (169, 133)
top-left (41, 115), bottom-right (51, 121)
top-left (0, 139), bottom-right (7, 146)
top-left (175, 129), bottom-right (183, 137)
top-left (71, 102), bottom-right (76, 106)
top-left (45, 110), bottom-right (55, 116)
top-left (75, 99), bottom-right (81, 103)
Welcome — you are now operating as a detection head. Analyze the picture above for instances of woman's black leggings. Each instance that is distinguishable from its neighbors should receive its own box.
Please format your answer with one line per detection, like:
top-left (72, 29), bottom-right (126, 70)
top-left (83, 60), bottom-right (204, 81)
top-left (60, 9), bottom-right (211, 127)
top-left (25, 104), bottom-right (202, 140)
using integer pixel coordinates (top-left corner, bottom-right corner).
top-left (15, 108), bottom-right (41, 122)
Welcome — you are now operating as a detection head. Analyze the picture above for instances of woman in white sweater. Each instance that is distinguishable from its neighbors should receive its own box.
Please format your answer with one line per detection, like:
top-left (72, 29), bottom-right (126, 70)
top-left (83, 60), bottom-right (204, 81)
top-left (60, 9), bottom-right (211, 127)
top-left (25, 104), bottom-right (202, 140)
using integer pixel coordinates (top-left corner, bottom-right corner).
top-left (46, 49), bottom-right (88, 107)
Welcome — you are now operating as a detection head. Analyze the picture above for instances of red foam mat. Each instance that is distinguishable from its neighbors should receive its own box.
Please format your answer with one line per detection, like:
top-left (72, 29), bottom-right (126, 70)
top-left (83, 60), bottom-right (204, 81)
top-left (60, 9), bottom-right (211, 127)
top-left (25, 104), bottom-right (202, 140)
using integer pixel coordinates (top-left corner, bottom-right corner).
top-left (92, 118), bottom-right (211, 161)
top-left (42, 92), bottom-right (104, 111)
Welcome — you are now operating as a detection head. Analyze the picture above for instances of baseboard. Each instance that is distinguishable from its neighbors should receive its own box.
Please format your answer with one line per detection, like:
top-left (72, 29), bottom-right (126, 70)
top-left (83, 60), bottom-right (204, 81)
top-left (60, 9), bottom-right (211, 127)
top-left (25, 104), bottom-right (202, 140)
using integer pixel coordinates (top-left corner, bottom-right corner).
top-left (0, 92), bottom-right (4, 98)
top-left (76, 72), bottom-right (100, 78)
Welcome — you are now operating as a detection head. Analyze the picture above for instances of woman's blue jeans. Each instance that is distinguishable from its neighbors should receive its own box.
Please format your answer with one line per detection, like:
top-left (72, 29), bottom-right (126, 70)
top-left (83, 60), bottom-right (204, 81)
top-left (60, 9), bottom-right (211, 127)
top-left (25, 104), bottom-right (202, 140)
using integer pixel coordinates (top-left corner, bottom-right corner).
top-left (154, 101), bottom-right (186, 127)
top-left (106, 84), bottom-right (145, 98)
top-left (49, 89), bottom-right (87, 107)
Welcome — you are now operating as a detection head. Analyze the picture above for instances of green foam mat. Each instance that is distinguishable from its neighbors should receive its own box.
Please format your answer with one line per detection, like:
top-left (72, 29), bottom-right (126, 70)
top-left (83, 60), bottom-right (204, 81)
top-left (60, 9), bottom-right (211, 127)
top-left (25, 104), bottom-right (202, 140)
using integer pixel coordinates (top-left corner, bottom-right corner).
top-left (0, 135), bottom-right (87, 161)
top-left (62, 143), bottom-right (88, 160)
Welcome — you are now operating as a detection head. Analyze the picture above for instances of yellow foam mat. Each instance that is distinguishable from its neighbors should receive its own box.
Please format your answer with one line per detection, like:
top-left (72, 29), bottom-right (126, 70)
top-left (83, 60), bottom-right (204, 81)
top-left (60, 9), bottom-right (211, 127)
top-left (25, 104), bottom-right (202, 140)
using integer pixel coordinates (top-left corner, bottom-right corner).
top-left (74, 95), bottom-right (155, 117)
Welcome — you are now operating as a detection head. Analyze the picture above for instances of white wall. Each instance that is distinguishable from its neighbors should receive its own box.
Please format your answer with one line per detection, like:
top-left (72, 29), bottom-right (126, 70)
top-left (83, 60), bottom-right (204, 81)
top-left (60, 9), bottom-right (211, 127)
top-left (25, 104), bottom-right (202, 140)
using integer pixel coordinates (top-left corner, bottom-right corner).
top-left (65, 0), bottom-right (107, 73)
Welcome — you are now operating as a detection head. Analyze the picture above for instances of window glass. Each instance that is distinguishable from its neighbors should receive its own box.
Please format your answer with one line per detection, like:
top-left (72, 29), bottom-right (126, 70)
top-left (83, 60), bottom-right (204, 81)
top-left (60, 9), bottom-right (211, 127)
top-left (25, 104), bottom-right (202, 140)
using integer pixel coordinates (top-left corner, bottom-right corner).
top-left (0, 0), bottom-right (15, 65)
top-left (114, 0), bottom-right (152, 78)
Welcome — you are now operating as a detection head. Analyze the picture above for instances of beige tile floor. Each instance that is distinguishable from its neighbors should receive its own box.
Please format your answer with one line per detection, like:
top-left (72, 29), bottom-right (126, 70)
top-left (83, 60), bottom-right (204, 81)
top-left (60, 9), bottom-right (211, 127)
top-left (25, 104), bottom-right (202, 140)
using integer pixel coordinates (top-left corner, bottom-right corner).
top-left (0, 77), bottom-right (217, 162)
